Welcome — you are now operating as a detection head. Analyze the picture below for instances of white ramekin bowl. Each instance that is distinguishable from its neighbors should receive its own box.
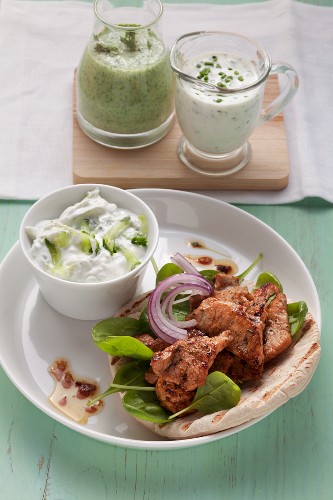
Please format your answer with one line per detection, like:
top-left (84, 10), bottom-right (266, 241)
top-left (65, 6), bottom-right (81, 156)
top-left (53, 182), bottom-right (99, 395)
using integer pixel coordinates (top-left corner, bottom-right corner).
top-left (19, 184), bottom-right (159, 320)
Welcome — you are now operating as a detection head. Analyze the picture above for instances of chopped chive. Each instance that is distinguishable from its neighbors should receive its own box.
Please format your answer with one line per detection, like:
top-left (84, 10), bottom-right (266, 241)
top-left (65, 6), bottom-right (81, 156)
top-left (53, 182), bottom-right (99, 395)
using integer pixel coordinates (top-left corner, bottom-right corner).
top-left (204, 61), bottom-right (214, 66)
top-left (197, 67), bottom-right (211, 79)
top-left (211, 55), bottom-right (218, 61)
top-left (216, 63), bottom-right (221, 68)
top-left (238, 76), bottom-right (244, 81)
top-left (196, 63), bottom-right (201, 68)
top-left (234, 70), bottom-right (240, 75)
top-left (214, 98), bottom-right (223, 103)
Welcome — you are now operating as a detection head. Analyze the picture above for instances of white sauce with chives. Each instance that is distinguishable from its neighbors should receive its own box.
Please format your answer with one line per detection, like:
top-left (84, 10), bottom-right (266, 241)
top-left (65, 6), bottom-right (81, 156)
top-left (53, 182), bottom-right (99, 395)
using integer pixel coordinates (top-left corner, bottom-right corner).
top-left (176, 52), bottom-right (263, 154)
top-left (26, 188), bottom-right (147, 283)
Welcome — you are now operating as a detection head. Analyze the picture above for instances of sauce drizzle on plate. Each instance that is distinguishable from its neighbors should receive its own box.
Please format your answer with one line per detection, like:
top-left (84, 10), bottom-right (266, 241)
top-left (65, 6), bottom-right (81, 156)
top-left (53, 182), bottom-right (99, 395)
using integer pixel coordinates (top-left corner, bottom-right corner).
top-left (48, 359), bottom-right (103, 424)
top-left (186, 239), bottom-right (237, 273)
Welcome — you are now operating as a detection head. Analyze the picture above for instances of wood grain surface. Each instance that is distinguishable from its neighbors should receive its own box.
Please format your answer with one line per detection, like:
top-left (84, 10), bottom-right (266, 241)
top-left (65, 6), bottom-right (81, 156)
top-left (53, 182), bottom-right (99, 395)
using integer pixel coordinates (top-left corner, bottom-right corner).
top-left (73, 77), bottom-right (290, 191)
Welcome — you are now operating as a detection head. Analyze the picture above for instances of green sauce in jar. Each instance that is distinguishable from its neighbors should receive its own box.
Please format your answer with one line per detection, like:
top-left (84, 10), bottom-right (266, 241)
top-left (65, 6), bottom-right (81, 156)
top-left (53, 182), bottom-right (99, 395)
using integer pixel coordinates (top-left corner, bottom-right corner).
top-left (77, 26), bottom-right (175, 134)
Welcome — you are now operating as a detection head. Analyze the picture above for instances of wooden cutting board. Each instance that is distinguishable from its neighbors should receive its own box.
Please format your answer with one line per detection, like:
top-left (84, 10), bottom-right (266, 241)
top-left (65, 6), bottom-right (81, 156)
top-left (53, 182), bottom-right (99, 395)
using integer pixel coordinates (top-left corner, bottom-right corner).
top-left (73, 76), bottom-right (289, 190)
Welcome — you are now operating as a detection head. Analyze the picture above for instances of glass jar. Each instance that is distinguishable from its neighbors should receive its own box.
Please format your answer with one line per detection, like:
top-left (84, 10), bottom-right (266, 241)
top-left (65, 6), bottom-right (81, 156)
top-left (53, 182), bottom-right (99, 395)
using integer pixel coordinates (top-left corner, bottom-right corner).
top-left (76, 0), bottom-right (175, 149)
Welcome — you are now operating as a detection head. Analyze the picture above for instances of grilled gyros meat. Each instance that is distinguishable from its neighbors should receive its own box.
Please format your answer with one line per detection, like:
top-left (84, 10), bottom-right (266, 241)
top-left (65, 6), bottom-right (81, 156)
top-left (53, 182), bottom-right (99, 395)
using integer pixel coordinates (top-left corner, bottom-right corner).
top-left (150, 330), bottom-right (233, 413)
top-left (135, 272), bottom-right (294, 413)
top-left (108, 268), bottom-right (320, 440)
top-left (188, 275), bottom-right (292, 366)
top-left (150, 330), bottom-right (233, 391)
top-left (210, 350), bottom-right (263, 385)
top-left (188, 296), bottom-right (266, 372)
top-left (155, 379), bottom-right (196, 414)
top-left (263, 291), bottom-right (292, 362)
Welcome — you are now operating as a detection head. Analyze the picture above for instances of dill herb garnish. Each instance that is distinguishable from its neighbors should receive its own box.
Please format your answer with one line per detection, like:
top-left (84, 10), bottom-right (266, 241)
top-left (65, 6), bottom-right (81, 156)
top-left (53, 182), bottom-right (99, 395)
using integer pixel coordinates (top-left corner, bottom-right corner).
top-left (118, 24), bottom-right (141, 52)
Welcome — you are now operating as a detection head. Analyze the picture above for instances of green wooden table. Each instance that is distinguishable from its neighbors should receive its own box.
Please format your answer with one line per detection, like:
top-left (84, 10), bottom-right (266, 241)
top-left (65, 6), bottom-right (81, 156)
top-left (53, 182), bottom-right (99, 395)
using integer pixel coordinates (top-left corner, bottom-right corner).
top-left (1, 1), bottom-right (332, 499)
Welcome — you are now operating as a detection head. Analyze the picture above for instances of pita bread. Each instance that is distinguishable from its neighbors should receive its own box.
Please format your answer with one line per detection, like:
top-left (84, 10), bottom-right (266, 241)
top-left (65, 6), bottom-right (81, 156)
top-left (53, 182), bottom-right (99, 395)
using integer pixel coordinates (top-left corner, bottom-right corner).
top-left (109, 291), bottom-right (321, 440)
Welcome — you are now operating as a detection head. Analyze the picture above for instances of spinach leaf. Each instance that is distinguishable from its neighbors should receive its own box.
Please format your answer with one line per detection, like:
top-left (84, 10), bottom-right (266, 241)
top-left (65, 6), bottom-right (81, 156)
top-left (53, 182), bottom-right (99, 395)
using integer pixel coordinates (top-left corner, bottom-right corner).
top-left (88, 360), bottom-right (151, 405)
top-left (93, 334), bottom-right (153, 359)
top-left (93, 317), bottom-right (142, 339)
top-left (92, 317), bottom-right (153, 359)
top-left (167, 294), bottom-right (191, 322)
top-left (155, 263), bottom-right (183, 285)
top-left (110, 360), bottom-right (150, 392)
top-left (169, 372), bottom-right (241, 419)
top-left (139, 305), bottom-right (155, 336)
top-left (287, 301), bottom-right (308, 336)
top-left (199, 269), bottom-right (219, 282)
top-left (122, 390), bottom-right (171, 423)
top-left (254, 271), bottom-right (283, 291)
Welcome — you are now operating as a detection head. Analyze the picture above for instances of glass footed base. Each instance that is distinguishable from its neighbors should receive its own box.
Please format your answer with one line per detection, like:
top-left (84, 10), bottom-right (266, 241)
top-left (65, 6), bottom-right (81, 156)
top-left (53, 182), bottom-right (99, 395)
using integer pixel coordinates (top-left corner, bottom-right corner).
top-left (178, 137), bottom-right (252, 176)
top-left (76, 111), bottom-right (175, 149)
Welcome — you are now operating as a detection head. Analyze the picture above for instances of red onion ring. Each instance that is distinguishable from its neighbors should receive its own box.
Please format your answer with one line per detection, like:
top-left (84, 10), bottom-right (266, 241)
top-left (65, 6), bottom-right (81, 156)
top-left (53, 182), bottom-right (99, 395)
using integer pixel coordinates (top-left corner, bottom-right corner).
top-left (148, 271), bottom-right (213, 344)
top-left (171, 252), bottom-right (201, 275)
top-left (161, 285), bottom-right (205, 326)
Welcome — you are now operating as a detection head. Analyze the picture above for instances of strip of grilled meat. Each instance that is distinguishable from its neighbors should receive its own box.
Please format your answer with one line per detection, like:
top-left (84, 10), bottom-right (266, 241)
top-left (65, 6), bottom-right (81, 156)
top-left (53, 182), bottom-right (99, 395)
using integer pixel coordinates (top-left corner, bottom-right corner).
top-left (150, 330), bottom-right (233, 391)
top-left (148, 330), bottom-right (233, 413)
top-left (155, 379), bottom-right (196, 414)
top-left (263, 291), bottom-right (292, 362)
top-left (210, 351), bottom-right (262, 385)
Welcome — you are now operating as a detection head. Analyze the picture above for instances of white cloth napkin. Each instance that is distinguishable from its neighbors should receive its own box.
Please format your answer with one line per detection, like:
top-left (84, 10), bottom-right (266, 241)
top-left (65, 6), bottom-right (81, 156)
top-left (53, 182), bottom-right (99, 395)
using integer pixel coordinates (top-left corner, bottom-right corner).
top-left (0, 0), bottom-right (332, 203)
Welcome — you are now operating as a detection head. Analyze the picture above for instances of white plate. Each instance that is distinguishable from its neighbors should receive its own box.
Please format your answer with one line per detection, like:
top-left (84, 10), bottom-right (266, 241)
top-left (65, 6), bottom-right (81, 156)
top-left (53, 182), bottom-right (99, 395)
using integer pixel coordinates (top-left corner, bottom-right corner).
top-left (0, 189), bottom-right (321, 450)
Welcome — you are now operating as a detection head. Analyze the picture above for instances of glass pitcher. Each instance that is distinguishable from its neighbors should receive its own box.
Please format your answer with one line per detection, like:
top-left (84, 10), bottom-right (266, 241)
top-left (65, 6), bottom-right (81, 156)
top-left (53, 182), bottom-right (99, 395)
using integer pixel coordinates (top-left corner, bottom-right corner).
top-left (170, 31), bottom-right (299, 176)
top-left (76, 0), bottom-right (175, 149)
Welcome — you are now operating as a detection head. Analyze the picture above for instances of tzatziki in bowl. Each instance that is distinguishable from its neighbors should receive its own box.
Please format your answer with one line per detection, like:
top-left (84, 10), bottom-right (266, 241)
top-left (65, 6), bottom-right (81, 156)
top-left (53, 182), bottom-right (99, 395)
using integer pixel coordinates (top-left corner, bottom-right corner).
top-left (19, 184), bottom-right (159, 320)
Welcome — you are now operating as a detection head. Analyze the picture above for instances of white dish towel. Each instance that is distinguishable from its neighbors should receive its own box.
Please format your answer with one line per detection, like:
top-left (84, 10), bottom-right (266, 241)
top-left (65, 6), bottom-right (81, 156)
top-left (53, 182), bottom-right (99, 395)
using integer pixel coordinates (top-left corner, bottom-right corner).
top-left (0, 0), bottom-right (332, 203)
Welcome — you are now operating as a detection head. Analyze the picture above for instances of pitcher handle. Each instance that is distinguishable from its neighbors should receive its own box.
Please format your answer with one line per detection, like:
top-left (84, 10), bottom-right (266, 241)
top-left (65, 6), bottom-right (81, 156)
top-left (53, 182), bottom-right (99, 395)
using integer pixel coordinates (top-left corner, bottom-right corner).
top-left (257, 62), bottom-right (299, 126)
